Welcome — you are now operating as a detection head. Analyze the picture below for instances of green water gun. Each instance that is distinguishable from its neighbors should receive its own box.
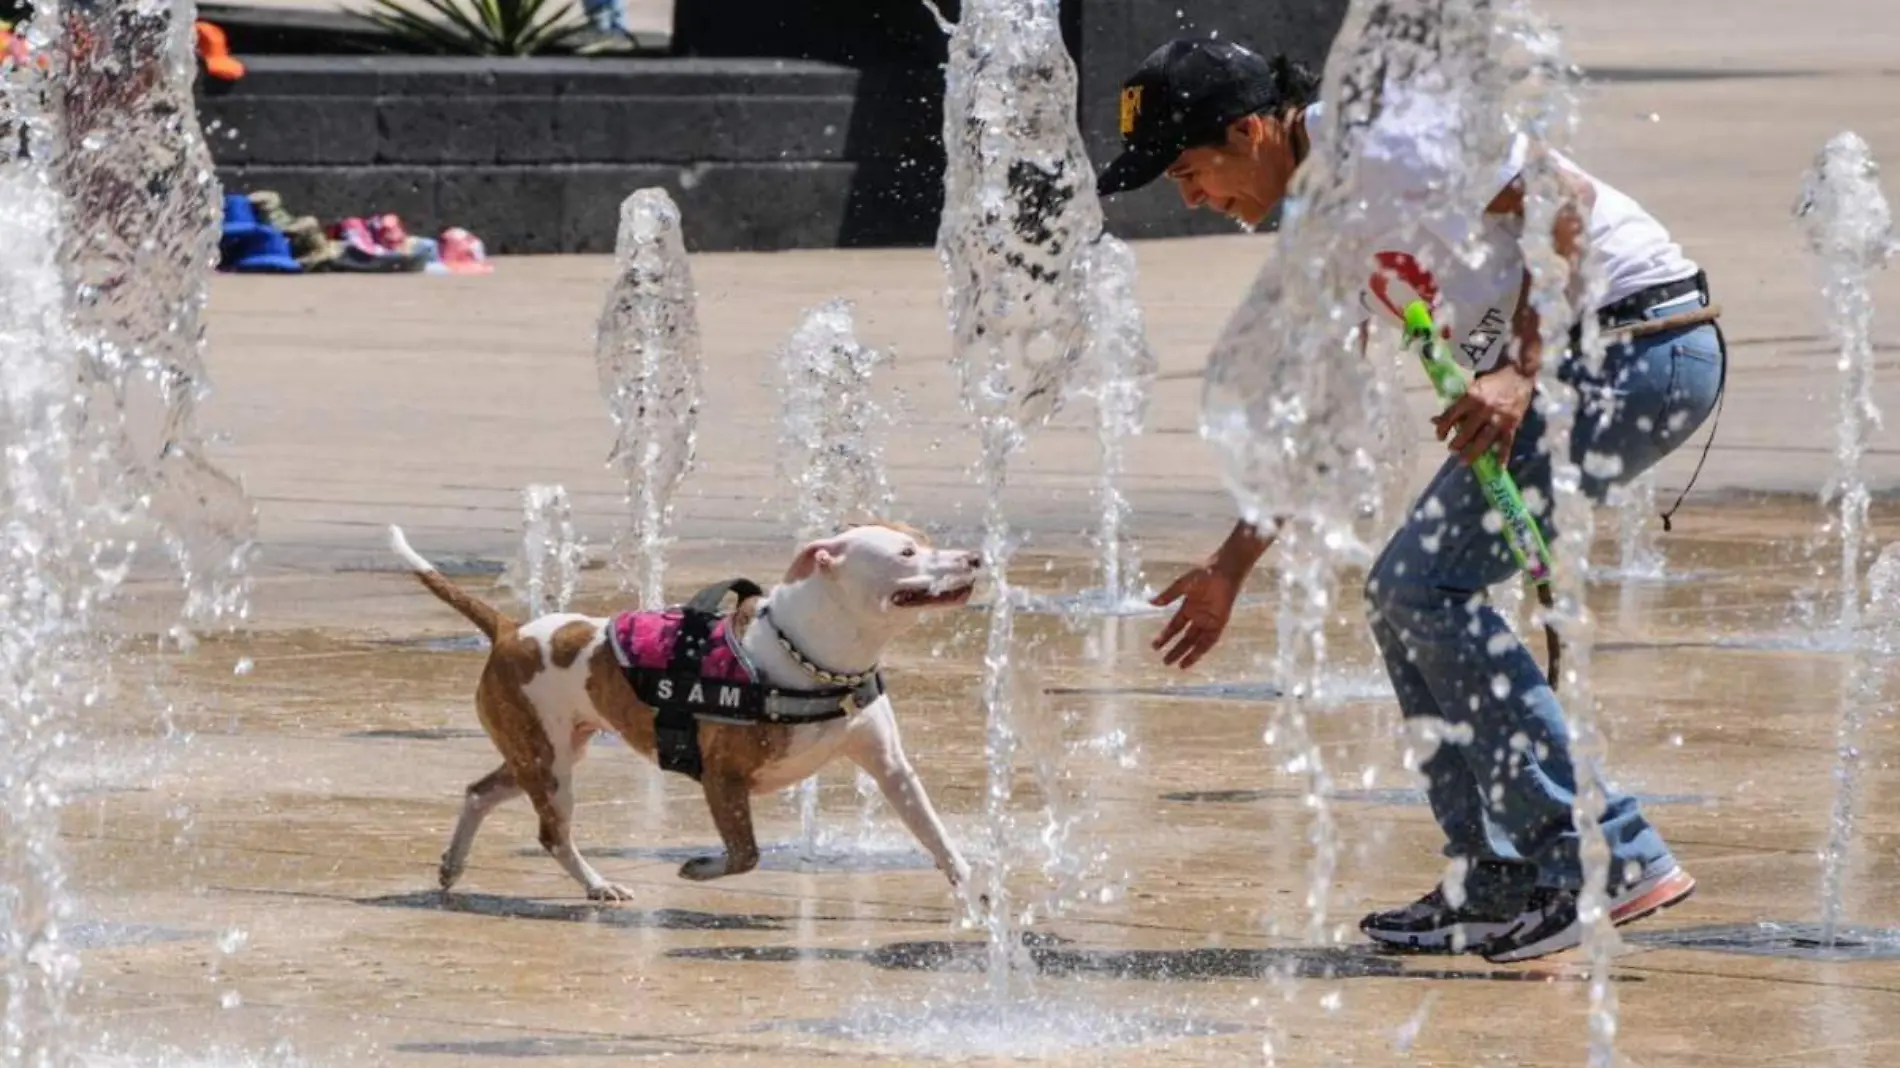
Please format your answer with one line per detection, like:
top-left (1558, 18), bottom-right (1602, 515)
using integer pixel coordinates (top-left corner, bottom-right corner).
top-left (1401, 300), bottom-right (1554, 585)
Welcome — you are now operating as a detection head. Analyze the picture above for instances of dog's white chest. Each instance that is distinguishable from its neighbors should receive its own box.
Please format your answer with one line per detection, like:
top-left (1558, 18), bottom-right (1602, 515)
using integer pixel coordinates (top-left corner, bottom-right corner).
top-left (749, 718), bottom-right (855, 794)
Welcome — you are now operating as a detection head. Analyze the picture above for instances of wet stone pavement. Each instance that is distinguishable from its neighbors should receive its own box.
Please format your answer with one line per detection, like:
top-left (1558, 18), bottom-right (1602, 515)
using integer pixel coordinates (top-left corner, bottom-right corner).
top-left (67, 501), bottom-right (1900, 1066)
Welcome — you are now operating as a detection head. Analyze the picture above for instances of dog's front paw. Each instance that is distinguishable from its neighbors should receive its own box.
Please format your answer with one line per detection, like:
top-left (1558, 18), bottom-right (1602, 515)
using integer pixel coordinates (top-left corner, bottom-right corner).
top-left (586, 882), bottom-right (636, 902)
top-left (678, 855), bottom-right (730, 881)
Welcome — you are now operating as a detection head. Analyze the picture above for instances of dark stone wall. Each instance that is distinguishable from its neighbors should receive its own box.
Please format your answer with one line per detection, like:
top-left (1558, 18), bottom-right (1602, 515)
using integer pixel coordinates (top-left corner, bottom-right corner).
top-left (672, 0), bottom-right (957, 66)
top-left (198, 57), bottom-right (944, 252)
top-left (670, 0), bottom-right (1348, 243)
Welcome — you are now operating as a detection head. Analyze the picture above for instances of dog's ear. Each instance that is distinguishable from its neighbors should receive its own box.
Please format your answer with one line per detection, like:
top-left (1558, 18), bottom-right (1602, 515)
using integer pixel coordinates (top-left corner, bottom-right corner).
top-left (785, 537), bottom-right (846, 583)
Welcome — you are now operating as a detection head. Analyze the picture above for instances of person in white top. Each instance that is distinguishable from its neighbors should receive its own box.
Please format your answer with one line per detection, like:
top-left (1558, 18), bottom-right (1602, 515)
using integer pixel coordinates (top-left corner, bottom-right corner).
top-left (1097, 38), bottom-right (1723, 963)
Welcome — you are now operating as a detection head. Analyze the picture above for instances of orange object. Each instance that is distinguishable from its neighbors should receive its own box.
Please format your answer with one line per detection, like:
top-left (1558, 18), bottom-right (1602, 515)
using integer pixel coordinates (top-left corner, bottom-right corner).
top-left (194, 20), bottom-right (244, 81)
top-left (0, 24), bottom-right (49, 71)
top-left (1, 25), bottom-right (25, 67)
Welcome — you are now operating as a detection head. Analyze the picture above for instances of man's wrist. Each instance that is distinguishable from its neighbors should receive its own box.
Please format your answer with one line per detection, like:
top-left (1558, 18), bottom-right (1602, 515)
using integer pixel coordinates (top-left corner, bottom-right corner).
top-left (1213, 518), bottom-right (1279, 578)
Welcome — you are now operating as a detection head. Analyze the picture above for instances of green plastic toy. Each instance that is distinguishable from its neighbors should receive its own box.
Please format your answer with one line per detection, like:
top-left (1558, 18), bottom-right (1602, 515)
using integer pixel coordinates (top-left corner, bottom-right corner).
top-left (1401, 300), bottom-right (1554, 585)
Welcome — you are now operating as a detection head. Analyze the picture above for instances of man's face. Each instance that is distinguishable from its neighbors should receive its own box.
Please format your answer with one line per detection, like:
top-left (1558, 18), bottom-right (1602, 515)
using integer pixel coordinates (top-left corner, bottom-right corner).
top-left (1162, 120), bottom-right (1290, 228)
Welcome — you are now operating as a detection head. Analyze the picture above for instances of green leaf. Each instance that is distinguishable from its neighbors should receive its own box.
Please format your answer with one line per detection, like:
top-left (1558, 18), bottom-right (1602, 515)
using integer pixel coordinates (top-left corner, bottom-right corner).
top-left (352, 0), bottom-right (586, 56)
top-left (359, 3), bottom-right (469, 53)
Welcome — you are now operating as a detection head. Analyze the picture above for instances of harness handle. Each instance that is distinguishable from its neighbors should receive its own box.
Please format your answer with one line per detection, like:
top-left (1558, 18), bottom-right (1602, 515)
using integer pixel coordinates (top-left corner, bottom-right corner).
top-left (685, 578), bottom-right (764, 617)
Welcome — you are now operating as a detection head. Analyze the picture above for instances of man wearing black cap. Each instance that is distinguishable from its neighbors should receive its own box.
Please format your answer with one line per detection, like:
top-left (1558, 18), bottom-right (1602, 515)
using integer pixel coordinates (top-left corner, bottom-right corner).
top-left (1100, 37), bottom-right (1724, 963)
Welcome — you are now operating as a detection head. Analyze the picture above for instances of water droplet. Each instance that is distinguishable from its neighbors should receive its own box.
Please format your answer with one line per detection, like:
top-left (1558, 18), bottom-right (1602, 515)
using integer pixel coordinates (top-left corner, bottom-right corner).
top-left (220, 989), bottom-right (242, 1009)
top-left (233, 657), bottom-right (253, 676)
top-left (218, 928), bottom-right (248, 954)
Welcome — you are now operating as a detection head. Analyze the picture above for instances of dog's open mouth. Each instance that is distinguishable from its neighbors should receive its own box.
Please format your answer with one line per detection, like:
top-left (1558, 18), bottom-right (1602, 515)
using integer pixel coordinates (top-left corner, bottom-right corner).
top-left (891, 583), bottom-right (975, 609)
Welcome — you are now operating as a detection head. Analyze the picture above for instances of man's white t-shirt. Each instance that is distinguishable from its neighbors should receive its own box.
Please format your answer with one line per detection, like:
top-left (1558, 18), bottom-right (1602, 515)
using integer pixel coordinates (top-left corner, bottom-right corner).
top-left (1304, 95), bottom-right (1699, 373)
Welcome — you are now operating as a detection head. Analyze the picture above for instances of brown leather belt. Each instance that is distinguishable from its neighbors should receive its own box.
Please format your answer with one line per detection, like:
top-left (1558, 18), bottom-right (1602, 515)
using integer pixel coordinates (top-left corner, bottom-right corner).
top-left (1602, 302), bottom-right (1723, 342)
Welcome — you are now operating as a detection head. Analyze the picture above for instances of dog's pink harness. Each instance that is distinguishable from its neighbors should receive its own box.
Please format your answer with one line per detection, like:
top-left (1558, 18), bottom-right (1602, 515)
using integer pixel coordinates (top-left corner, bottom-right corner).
top-left (607, 578), bottom-right (884, 781)
top-left (611, 610), bottom-right (752, 687)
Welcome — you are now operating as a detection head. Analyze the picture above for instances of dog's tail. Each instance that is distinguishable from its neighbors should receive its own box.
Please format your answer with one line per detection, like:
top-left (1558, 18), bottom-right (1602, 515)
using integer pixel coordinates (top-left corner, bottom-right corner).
top-left (388, 525), bottom-right (512, 641)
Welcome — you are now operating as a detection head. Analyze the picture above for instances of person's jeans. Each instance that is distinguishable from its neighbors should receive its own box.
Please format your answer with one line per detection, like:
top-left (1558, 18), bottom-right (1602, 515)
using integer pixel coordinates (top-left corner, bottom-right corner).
top-left (581, 0), bottom-right (626, 33)
top-left (1364, 288), bottom-right (1725, 896)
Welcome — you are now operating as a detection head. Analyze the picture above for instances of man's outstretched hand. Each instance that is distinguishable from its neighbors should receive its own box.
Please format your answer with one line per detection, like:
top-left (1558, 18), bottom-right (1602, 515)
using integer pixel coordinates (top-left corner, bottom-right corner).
top-left (1150, 519), bottom-right (1277, 670)
top-left (1150, 564), bottom-right (1242, 669)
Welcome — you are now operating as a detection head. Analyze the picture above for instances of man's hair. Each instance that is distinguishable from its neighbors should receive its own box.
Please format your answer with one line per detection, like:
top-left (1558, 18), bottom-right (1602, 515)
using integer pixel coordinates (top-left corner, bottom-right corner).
top-left (1187, 52), bottom-right (1320, 150)
top-left (1262, 54), bottom-right (1321, 112)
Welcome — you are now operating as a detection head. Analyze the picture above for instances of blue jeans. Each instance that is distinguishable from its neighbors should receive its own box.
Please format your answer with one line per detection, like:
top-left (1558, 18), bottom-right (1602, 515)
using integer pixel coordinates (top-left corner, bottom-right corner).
top-left (581, 0), bottom-right (626, 33)
top-left (1364, 289), bottom-right (1725, 895)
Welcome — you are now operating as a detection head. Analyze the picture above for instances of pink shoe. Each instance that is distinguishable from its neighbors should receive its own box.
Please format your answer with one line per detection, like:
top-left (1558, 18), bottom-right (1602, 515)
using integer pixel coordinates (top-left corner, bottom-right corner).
top-left (438, 227), bottom-right (494, 275)
top-left (330, 216), bottom-right (381, 255)
top-left (328, 217), bottom-right (426, 273)
top-left (367, 213), bottom-right (414, 252)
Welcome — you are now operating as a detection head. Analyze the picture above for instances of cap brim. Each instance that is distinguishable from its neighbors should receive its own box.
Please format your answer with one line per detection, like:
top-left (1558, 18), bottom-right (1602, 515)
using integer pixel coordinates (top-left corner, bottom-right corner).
top-left (1096, 142), bottom-right (1176, 197)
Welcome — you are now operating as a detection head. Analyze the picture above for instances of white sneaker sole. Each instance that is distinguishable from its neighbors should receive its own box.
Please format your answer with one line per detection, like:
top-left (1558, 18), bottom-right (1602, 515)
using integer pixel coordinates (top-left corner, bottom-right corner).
top-left (1363, 919), bottom-right (1519, 954)
top-left (1484, 867), bottom-right (1697, 964)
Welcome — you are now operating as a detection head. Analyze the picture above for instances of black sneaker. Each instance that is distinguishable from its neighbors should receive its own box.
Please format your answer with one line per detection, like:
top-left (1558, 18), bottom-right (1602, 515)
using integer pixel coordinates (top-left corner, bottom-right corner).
top-left (1360, 885), bottom-right (1527, 954)
top-left (1481, 863), bottom-right (1697, 963)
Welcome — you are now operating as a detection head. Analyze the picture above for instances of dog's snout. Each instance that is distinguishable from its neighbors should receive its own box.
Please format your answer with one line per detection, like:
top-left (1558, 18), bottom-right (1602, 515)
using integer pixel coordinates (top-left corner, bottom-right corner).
top-left (965, 552), bottom-right (983, 569)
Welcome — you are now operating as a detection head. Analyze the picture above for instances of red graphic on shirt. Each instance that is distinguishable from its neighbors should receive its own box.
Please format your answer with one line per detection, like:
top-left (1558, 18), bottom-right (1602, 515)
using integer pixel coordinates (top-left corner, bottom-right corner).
top-left (1365, 251), bottom-right (1440, 329)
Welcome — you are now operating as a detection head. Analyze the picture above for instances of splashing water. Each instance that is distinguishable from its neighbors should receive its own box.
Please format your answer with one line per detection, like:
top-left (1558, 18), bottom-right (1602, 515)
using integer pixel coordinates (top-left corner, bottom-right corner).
top-left (57, 0), bottom-right (258, 640)
top-left (936, 0), bottom-right (1105, 998)
top-left (596, 188), bottom-right (703, 609)
top-left (1076, 237), bottom-right (1159, 612)
top-left (513, 484), bottom-right (583, 617)
top-left (1794, 132), bottom-right (1895, 637)
top-left (807, 993), bottom-right (1231, 1060)
top-left (0, 84), bottom-right (92, 1068)
top-left (772, 299), bottom-right (895, 854)
top-left (1500, 7), bottom-right (1623, 1064)
top-left (1608, 473), bottom-right (1665, 581)
top-left (3, 0), bottom-right (256, 1060)
top-left (1820, 544), bottom-right (1900, 945)
top-left (776, 299), bottom-right (896, 540)
top-left (1200, 0), bottom-right (1517, 1033)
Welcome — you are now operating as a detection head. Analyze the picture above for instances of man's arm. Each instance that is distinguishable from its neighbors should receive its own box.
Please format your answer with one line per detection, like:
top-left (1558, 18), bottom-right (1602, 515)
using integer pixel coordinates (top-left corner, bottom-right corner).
top-left (1213, 517), bottom-right (1281, 576)
top-left (1484, 168), bottom-right (1595, 378)
top-left (1150, 515), bottom-right (1282, 669)
top-left (1433, 167), bottom-right (1594, 463)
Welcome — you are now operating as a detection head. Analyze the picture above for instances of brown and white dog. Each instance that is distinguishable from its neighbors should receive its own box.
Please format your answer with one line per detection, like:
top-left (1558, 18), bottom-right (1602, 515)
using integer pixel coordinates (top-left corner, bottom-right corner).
top-left (387, 522), bottom-right (979, 901)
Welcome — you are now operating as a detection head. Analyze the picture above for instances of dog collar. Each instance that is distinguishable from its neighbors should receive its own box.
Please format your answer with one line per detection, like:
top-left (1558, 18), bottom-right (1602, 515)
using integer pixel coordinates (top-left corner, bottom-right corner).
top-left (757, 605), bottom-right (880, 689)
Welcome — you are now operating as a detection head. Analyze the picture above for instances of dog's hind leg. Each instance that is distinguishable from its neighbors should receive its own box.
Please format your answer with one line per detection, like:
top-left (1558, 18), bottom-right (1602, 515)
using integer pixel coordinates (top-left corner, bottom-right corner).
top-left (526, 748), bottom-right (634, 902)
top-left (843, 698), bottom-right (970, 889)
top-left (440, 763), bottom-right (522, 891)
top-left (679, 769), bottom-right (761, 881)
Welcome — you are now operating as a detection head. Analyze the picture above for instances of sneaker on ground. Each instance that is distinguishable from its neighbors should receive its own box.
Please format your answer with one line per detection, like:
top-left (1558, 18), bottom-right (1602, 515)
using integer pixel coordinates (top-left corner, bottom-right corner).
top-left (1360, 885), bottom-right (1527, 954)
top-left (1481, 863), bottom-right (1697, 964)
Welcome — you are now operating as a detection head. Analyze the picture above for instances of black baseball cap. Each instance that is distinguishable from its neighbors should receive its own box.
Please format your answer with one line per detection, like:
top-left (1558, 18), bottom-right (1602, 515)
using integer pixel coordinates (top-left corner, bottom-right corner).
top-left (1097, 38), bottom-right (1291, 197)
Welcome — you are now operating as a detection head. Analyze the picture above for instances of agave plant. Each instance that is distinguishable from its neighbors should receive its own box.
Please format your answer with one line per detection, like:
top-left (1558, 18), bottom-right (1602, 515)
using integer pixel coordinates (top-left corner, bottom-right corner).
top-left (358, 0), bottom-right (589, 56)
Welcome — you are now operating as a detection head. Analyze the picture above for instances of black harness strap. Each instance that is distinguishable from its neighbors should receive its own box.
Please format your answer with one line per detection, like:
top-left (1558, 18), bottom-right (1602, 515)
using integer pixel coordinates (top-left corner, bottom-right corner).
top-left (648, 579), bottom-right (761, 782)
top-left (625, 578), bottom-right (881, 782)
